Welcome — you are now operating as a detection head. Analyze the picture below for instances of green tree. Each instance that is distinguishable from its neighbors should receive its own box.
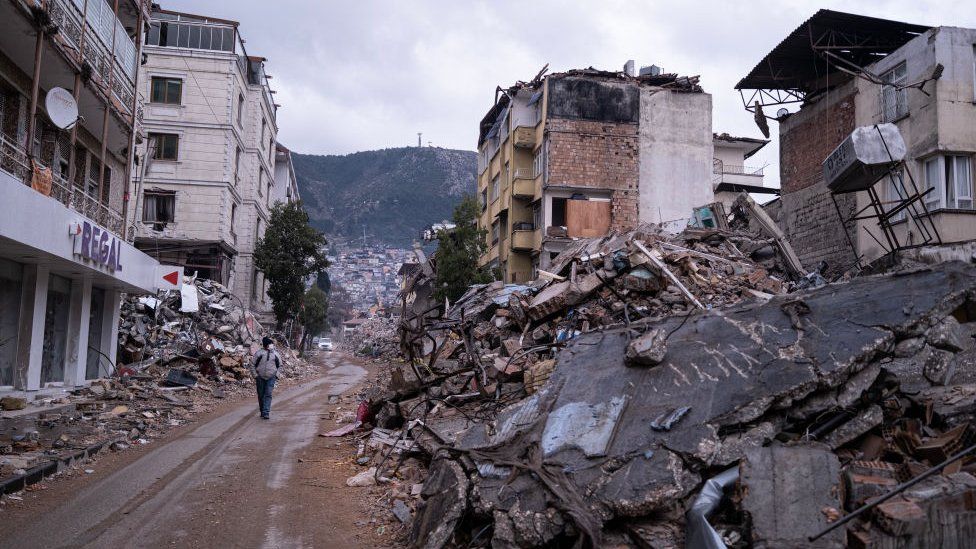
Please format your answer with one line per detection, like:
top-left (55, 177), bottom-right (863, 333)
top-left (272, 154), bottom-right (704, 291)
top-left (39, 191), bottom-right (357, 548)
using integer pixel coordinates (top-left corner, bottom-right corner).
top-left (434, 195), bottom-right (494, 303)
top-left (297, 286), bottom-right (329, 355)
top-left (254, 201), bottom-right (330, 327)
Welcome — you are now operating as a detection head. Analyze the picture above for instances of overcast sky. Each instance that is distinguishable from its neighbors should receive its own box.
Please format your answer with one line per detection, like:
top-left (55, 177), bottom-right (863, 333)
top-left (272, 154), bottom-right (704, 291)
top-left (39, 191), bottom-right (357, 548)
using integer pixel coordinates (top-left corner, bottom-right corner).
top-left (161, 1), bottom-right (973, 186)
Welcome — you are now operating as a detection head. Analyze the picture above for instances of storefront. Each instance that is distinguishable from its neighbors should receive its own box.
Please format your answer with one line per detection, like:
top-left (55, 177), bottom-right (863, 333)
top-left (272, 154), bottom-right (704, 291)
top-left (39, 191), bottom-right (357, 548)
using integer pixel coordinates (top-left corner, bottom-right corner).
top-left (0, 169), bottom-right (162, 393)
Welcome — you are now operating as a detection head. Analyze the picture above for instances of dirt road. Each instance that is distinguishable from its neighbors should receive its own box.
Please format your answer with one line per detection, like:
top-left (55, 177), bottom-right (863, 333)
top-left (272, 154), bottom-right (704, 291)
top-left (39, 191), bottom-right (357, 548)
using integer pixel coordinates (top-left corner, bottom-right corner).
top-left (0, 353), bottom-right (396, 549)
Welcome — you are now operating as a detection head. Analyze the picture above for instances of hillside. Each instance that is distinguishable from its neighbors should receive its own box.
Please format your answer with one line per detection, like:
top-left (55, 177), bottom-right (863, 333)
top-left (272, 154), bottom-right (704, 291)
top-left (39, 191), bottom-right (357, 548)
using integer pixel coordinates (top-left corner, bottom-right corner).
top-left (292, 147), bottom-right (476, 247)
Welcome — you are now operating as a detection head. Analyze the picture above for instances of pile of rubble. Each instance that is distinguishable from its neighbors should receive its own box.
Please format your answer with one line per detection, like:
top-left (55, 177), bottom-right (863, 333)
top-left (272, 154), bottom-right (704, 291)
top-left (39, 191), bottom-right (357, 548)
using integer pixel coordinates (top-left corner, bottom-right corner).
top-left (1, 277), bottom-right (314, 492)
top-left (351, 200), bottom-right (976, 547)
top-left (345, 315), bottom-right (399, 359)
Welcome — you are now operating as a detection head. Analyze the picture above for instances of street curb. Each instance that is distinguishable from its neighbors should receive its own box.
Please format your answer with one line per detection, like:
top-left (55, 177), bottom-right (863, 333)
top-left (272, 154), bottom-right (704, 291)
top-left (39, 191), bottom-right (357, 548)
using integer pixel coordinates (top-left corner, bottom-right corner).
top-left (0, 437), bottom-right (124, 495)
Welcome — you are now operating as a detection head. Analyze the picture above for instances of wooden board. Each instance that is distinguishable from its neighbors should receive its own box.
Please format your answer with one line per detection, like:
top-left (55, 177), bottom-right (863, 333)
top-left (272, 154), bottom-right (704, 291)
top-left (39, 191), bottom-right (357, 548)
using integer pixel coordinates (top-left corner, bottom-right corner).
top-left (566, 200), bottom-right (611, 238)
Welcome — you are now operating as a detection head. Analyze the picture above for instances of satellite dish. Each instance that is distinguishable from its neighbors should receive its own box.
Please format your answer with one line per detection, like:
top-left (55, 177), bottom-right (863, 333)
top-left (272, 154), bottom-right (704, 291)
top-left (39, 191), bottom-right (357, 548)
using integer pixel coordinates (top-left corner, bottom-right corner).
top-left (45, 87), bottom-right (79, 130)
top-left (776, 108), bottom-right (790, 118)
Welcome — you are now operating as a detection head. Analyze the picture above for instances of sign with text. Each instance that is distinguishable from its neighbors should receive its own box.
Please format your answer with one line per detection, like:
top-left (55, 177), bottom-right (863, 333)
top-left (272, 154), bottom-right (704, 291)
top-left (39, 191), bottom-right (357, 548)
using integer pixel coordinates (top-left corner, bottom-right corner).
top-left (71, 220), bottom-right (123, 273)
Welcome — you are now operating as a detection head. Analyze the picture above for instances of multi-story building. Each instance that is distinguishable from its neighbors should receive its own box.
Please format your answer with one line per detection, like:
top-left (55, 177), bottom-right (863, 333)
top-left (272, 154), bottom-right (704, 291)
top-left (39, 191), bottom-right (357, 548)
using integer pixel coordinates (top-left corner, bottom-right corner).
top-left (711, 133), bottom-right (775, 208)
top-left (476, 67), bottom-right (719, 283)
top-left (129, 6), bottom-right (279, 318)
top-left (0, 0), bottom-right (163, 393)
top-left (273, 142), bottom-right (300, 205)
top-left (738, 10), bottom-right (976, 273)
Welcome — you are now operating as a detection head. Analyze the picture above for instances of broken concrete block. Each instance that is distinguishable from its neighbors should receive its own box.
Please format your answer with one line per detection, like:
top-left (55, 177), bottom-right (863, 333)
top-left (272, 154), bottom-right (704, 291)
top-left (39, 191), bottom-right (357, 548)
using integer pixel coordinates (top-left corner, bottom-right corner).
top-left (821, 405), bottom-right (883, 449)
top-left (0, 397), bottom-right (27, 411)
top-left (625, 327), bottom-right (668, 366)
top-left (391, 499), bottom-right (412, 524)
top-left (410, 459), bottom-right (468, 549)
top-left (346, 467), bottom-right (378, 487)
top-left (844, 461), bottom-right (899, 510)
top-left (921, 346), bottom-right (956, 385)
top-left (894, 336), bottom-right (926, 358)
top-left (925, 315), bottom-right (966, 352)
top-left (740, 444), bottom-right (844, 548)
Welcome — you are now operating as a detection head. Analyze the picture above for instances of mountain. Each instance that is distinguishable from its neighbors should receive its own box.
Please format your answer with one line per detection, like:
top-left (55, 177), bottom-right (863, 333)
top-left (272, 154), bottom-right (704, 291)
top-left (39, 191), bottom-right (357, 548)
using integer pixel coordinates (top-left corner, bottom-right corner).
top-left (292, 147), bottom-right (476, 248)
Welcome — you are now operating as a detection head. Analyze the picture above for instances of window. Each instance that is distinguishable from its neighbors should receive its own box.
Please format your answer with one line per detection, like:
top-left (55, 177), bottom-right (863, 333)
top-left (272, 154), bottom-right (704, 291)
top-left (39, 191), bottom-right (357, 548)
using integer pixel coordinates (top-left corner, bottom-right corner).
top-left (923, 155), bottom-right (974, 210)
top-left (147, 22), bottom-right (235, 52)
top-left (481, 189), bottom-right (488, 212)
top-left (491, 174), bottom-right (500, 201)
top-left (881, 61), bottom-right (908, 122)
top-left (150, 77), bottom-right (182, 104)
top-left (143, 191), bottom-right (175, 223)
top-left (261, 119), bottom-right (266, 142)
top-left (552, 197), bottom-right (567, 226)
top-left (256, 218), bottom-right (263, 245)
top-left (533, 149), bottom-right (545, 178)
top-left (237, 92), bottom-right (245, 126)
top-left (101, 165), bottom-right (111, 205)
top-left (230, 202), bottom-right (237, 238)
top-left (234, 147), bottom-right (241, 185)
top-left (491, 221), bottom-right (500, 245)
top-left (266, 178), bottom-right (271, 208)
top-left (150, 133), bottom-right (179, 160)
top-left (258, 170), bottom-right (264, 196)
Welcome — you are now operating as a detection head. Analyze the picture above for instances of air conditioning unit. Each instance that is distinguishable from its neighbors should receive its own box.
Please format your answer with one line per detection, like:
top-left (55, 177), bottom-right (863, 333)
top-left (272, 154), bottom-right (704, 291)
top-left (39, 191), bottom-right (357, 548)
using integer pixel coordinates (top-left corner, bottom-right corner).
top-left (823, 123), bottom-right (906, 194)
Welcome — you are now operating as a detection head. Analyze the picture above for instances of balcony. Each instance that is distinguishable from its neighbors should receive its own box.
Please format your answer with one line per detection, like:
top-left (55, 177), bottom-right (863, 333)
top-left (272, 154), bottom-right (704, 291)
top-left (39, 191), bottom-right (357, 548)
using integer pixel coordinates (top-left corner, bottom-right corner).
top-left (0, 135), bottom-right (125, 236)
top-left (47, 0), bottom-right (138, 117)
top-left (513, 126), bottom-right (537, 149)
top-left (511, 227), bottom-right (541, 252)
top-left (712, 161), bottom-right (769, 190)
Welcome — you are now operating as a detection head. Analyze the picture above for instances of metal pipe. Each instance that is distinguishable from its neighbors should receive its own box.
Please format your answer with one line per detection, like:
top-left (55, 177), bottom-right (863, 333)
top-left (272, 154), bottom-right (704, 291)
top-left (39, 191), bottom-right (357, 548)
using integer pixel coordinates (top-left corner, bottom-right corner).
top-left (808, 441), bottom-right (976, 542)
top-left (25, 26), bottom-right (46, 158)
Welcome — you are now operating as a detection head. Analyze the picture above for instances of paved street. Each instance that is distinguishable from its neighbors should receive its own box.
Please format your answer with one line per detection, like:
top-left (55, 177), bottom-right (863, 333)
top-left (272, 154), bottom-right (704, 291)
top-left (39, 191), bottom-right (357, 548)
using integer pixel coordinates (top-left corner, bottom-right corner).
top-left (0, 354), bottom-right (368, 549)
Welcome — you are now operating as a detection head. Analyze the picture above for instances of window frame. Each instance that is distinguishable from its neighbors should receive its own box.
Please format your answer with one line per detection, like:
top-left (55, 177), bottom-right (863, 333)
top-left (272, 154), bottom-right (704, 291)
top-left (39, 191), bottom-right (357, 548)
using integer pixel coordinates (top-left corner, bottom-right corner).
top-left (150, 76), bottom-right (183, 105)
top-left (149, 132), bottom-right (179, 161)
top-left (922, 154), bottom-right (975, 211)
top-left (142, 190), bottom-right (176, 224)
top-left (881, 61), bottom-right (909, 123)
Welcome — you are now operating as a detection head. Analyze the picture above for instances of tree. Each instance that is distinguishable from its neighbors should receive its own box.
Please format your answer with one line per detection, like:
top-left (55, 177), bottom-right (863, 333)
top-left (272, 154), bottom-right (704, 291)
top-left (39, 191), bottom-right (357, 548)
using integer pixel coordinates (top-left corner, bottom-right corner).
top-left (433, 195), bottom-right (494, 303)
top-left (297, 286), bottom-right (328, 355)
top-left (254, 201), bottom-right (330, 327)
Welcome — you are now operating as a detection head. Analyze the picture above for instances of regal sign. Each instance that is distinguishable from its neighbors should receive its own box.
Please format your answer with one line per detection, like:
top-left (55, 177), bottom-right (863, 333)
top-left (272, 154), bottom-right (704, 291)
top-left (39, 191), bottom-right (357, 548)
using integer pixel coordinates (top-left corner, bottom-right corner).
top-left (72, 220), bottom-right (123, 273)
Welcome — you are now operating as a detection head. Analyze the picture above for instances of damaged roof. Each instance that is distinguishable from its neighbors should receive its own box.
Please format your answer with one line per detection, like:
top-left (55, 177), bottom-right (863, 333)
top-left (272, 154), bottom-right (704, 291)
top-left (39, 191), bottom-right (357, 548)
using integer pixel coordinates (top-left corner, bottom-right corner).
top-left (713, 133), bottom-right (770, 159)
top-left (735, 9), bottom-right (930, 93)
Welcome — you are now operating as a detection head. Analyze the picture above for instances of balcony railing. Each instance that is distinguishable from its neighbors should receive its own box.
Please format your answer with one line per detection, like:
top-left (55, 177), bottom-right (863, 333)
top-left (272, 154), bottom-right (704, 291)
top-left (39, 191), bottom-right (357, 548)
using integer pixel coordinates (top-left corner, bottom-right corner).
top-left (48, 0), bottom-right (137, 115)
top-left (713, 164), bottom-right (764, 176)
top-left (0, 134), bottom-right (125, 236)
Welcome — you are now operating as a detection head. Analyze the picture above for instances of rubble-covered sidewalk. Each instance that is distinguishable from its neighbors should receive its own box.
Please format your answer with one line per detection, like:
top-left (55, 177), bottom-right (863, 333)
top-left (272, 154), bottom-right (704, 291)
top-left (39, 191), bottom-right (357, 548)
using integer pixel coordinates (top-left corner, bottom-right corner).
top-left (347, 205), bottom-right (976, 548)
top-left (0, 277), bottom-right (316, 494)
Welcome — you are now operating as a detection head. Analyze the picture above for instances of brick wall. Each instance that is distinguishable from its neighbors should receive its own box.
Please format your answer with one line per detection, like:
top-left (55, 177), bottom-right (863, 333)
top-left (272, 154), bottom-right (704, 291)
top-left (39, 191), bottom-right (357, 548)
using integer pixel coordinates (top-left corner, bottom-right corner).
top-left (778, 90), bottom-right (859, 274)
top-left (546, 118), bottom-right (639, 230)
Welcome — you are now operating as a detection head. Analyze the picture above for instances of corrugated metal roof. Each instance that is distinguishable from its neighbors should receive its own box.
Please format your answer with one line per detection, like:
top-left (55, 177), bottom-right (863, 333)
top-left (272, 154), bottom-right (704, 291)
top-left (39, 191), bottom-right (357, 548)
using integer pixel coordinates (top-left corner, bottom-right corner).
top-left (736, 9), bottom-right (930, 92)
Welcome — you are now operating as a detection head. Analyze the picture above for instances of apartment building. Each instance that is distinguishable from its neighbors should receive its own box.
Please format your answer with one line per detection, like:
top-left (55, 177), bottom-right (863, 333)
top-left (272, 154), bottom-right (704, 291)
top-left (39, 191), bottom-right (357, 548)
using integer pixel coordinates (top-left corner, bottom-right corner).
top-left (129, 7), bottom-right (279, 319)
top-left (711, 133), bottom-right (774, 208)
top-left (273, 142), bottom-right (300, 206)
top-left (738, 10), bottom-right (976, 272)
top-left (477, 67), bottom-right (721, 283)
top-left (0, 0), bottom-right (163, 392)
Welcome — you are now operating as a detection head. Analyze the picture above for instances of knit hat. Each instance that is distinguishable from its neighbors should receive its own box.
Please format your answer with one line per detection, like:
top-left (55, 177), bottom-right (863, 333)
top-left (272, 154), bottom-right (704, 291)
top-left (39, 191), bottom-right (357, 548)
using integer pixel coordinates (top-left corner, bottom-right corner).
top-left (262, 336), bottom-right (273, 347)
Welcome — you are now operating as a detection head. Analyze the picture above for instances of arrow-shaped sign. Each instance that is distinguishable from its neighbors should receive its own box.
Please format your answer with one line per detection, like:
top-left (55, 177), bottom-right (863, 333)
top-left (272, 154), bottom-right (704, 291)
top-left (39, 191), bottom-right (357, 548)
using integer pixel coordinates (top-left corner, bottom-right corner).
top-left (162, 270), bottom-right (179, 286)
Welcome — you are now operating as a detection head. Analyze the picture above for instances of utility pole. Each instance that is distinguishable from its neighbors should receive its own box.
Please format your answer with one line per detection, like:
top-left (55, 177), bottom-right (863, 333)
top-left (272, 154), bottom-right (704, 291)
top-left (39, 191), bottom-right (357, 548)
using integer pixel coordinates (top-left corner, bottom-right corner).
top-left (417, 132), bottom-right (422, 147)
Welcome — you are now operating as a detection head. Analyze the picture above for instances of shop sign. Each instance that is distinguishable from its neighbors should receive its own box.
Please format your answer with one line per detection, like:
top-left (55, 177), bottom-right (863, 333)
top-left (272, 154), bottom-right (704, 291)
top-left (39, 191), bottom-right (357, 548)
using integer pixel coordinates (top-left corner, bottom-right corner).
top-left (71, 221), bottom-right (123, 273)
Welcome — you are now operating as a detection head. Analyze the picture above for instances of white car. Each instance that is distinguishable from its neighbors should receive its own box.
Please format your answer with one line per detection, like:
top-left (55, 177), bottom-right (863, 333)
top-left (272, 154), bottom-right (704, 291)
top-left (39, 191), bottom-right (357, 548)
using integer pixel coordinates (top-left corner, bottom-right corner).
top-left (317, 338), bottom-right (333, 351)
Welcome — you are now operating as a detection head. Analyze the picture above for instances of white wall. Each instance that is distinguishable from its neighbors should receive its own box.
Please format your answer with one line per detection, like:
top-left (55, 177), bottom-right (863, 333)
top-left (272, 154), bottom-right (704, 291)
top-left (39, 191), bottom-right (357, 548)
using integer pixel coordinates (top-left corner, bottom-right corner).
top-left (638, 89), bottom-right (714, 224)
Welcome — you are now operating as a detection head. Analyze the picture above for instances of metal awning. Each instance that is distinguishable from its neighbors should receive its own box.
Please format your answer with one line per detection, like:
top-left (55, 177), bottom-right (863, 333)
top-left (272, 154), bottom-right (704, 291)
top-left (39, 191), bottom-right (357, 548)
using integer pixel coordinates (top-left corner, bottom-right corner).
top-left (736, 10), bottom-right (930, 94)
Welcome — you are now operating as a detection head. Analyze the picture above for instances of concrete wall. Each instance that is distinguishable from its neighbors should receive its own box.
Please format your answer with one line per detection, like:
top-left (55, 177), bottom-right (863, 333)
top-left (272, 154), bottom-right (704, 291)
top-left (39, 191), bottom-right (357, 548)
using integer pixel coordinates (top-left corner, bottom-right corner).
top-left (638, 89), bottom-right (714, 224)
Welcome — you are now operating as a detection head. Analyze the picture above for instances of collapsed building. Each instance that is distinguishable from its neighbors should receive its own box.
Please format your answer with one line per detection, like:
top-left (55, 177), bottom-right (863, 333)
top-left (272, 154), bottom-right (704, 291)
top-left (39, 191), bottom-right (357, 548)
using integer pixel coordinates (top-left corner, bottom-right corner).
top-left (475, 65), bottom-right (778, 285)
top-left (377, 191), bottom-right (976, 547)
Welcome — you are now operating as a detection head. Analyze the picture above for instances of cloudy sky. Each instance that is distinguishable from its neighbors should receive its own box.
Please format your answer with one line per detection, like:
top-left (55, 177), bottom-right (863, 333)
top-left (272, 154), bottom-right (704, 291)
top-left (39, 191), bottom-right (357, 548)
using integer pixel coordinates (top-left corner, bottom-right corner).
top-left (161, 0), bottom-right (971, 186)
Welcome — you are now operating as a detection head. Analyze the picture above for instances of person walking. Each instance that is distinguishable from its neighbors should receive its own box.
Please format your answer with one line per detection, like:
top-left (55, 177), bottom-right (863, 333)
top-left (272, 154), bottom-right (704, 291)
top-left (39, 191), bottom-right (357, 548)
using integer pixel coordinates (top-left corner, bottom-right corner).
top-left (250, 336), bottom-right (282, 419)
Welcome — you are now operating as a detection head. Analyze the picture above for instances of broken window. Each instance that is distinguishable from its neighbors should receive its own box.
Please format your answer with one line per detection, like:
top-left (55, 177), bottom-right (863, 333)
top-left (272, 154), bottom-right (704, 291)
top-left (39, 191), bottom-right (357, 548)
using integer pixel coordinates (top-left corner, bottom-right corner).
top-left (881, 61), bottom-right (908, 122)
top-left (924, 155), bottom-right (974, 211)
top-left (552, 197), bottom-right (567, 227)
top-left (143, 190), bottom-right (175, 224)
top-left (150, 77), bottom-right (182, 104)
top-left (150, 133), bottom-right (179, 161)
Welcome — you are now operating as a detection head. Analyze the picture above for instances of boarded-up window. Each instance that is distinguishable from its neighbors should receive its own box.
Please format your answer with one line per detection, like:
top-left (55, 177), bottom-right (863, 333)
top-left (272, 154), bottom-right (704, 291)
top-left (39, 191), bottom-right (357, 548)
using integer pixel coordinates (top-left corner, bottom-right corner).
top-left (566, 200), bottom-right (611, 238)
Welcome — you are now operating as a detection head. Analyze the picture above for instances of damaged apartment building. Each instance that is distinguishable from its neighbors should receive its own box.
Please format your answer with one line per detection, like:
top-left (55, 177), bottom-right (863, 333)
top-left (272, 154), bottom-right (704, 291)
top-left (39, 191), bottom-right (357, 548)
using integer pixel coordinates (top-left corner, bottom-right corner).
top-left (129, 7), bottom-right (294, 323)
top-left (476, 65), bottom-right (777, 283)
top-left (737, 9), bottom-right (976, 275)
top-left (0, 0), bottom-right (164, 392)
